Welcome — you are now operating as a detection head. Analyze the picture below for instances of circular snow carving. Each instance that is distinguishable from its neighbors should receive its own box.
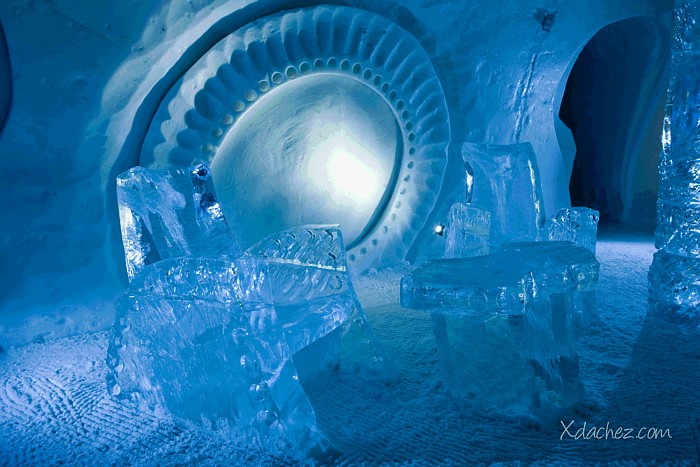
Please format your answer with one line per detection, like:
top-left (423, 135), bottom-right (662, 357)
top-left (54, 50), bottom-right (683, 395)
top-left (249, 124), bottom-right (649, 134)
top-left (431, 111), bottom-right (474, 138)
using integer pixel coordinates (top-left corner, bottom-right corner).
top-left (140, 5), bottom-right (450, 272)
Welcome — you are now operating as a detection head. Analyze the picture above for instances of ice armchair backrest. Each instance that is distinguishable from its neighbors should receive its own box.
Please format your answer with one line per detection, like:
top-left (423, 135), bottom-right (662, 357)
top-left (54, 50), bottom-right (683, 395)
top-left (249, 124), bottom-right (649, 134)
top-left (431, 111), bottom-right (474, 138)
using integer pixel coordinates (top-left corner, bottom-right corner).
top-left (116, 163), bottom-right (242, 281)
top-left (462, 142), bottom-right (546, 246)
top-left (444, 202), bottom-right (491, 259)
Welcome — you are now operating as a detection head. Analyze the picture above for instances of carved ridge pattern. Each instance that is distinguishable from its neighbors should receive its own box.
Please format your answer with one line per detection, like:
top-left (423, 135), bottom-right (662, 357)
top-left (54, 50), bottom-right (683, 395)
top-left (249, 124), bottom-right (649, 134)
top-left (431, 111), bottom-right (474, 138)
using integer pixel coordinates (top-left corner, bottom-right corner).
top-left (140, 6), bottom-right (450, 271)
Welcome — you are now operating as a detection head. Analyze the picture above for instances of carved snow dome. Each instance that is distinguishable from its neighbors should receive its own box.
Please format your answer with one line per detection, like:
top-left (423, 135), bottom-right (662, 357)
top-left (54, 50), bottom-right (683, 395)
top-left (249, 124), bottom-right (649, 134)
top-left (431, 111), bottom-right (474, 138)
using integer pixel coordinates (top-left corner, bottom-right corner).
top-left (140, 5), bottom-right (450, 272)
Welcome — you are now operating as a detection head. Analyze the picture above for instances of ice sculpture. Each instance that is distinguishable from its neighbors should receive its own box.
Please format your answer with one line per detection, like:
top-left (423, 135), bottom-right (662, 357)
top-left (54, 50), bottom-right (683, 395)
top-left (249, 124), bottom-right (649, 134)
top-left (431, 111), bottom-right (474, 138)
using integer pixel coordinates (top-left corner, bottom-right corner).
top-left (108, 221), bottom-right (392, 449)
top-left (401, 242), bottom-right (598, 416)
top-left (649, 0), bottom-right (700, 325)
top-left (116, 163), bottom-right (241, 281)
top-left (245, 225), bottom-right (393, 378)
top-left (546, 207), bottom-right (600, 253)
top-left (444, 203), bottom-right (491, 259)
top-left (106, 257), bottom-right (327, 453)
top-left (462, 142), bottom-right (545, 246)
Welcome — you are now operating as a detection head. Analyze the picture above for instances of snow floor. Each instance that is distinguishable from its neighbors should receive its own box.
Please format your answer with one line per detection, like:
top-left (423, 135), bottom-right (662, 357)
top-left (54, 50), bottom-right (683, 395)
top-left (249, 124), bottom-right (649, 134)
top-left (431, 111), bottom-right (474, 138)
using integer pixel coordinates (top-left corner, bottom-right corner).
top-left (1, 228), bottom-right (700, 465)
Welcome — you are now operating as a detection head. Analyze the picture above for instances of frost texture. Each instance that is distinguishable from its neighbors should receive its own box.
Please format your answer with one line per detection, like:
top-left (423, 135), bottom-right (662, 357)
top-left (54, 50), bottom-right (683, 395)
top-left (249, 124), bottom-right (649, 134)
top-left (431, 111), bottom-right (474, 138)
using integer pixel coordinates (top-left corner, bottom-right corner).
top-left (106, 257), bottom-right (327, 453)
top-left (245, 225), bottom-right (346, 272)
top-left (462, 142), bottom-right (545, 246)
top-left (444, 202), bottom-right (490, 259)
top-left (649, 250), bottom-right (700, 324)
top-left (246, 225), bottom-right (394, 378)
top-left (401, 242), bottom-right (598, 416)
top-left (650, 1), bottom-right (700, 326)
top-left (546, 207), bottom-right (600, 253)
top-left (116, 163), bottom-right (241, 281)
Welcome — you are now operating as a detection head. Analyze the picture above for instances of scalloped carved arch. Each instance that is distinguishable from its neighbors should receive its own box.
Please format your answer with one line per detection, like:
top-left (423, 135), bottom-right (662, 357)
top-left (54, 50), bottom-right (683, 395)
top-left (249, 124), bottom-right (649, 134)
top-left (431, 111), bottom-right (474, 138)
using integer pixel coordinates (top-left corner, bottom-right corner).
top-left (140, 5), bottom-right (450, 272)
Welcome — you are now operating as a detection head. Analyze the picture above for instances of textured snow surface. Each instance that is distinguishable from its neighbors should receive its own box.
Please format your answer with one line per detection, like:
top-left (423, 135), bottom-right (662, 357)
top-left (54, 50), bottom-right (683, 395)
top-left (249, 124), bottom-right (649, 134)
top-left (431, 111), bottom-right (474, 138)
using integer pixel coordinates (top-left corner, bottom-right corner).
top-left (1, 230), bottom-right (699, 465)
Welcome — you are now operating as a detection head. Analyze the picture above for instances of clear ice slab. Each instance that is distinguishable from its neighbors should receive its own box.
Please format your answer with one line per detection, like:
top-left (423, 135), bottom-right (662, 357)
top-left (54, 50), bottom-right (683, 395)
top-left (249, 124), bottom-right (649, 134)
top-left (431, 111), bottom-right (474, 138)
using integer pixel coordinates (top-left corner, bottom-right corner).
top-left (444, 202), bottom-right (491, 259)
top-left (401, 242), bottom-right (599, 417)
top-left (401, 242), bottom-right (598, 315)
top-left (116, 163), bottom-right (242, 281)
top-left (462, 142), bottom-right (545, 246)
top-left (106, 257), bottom-right (326, 453)
top-left (546, 207), bottom-right (600, 253)
top-left (245, 225), bottom-right (393, 378)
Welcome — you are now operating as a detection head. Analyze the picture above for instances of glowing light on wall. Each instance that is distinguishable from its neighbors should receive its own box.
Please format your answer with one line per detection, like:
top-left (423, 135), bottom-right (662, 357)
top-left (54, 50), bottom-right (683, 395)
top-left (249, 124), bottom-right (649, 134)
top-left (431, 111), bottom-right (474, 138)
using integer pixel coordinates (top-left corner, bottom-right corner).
top-left (211, 73), bottom-right (401, 248)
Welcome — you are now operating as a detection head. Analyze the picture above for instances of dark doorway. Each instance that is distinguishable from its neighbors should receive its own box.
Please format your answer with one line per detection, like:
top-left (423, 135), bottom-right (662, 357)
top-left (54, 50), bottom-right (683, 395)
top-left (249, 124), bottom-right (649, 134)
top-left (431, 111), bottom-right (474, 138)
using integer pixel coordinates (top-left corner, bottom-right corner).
top-left (559, 17), bottom-right (670, 229)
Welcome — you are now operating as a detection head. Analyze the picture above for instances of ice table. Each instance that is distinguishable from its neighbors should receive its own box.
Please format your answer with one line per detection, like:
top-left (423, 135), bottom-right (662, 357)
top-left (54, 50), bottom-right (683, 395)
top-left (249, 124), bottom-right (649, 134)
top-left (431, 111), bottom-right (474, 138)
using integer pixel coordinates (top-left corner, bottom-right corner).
top-left (400, 241), bottom-right (599, 418)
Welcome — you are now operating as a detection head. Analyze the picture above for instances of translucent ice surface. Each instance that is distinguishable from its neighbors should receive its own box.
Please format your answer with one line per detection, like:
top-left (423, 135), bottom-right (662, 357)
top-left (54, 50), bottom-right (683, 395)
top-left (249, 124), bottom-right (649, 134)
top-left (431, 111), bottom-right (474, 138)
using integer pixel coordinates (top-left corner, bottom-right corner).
top-left (650, 1), bottom-right (700, 326)
top-left (245, 225), bottom-right (346, 272)
top-left (116, 163), bottom-right (241, 281)
top-left (462, 142), bottom-right (545, 246)
top-left (546, 207), bottom-right (600, 253)
top-left (106, 257), bottom-right (326, 453)
top-left (431, 310), bottom-right (582, 418)
top-left (401, 242), bottom-right (598, 416)
top-left (444, 202), bottom-right (490, 259)
top-left (246, 225), bottom-right (393, 378)
top-left (401, 241), bottom-right (598, 315)
top-left (648, 250), bottom-right (700, 326)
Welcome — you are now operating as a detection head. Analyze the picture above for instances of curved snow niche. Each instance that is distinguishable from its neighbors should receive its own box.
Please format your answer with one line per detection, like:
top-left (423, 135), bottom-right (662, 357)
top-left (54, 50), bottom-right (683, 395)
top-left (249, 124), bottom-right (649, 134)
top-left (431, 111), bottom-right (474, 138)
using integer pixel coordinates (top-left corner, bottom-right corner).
top-left (140, 6), bottom-right (450, 273)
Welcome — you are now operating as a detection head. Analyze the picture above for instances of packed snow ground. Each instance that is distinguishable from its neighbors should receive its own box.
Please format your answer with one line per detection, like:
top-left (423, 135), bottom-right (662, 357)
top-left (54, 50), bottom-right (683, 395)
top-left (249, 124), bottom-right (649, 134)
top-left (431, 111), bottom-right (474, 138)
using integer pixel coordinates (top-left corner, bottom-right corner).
top-left (1, 229), bottom-right (699, 465)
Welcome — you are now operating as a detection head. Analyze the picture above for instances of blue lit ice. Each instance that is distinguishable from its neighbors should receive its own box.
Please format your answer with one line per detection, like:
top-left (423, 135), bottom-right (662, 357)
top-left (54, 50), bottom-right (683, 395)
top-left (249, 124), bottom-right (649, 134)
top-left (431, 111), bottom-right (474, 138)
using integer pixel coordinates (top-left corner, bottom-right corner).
top-left (401, 241), bottom-right (598, 417)
top-left (106, 257), bottom-right (327, 453)
top-left (546, 207), bottom-right (600, 253)
top-left (649, 0), bottom-right (700, 326)
top-left (443, 202), bottom-right (491, 259)
top-left (3, 0), bottom-right (698, 465)
top-left (116, 164), bottom-right (241, 281)
top-left (462, 142), bottom-right (545, 246)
